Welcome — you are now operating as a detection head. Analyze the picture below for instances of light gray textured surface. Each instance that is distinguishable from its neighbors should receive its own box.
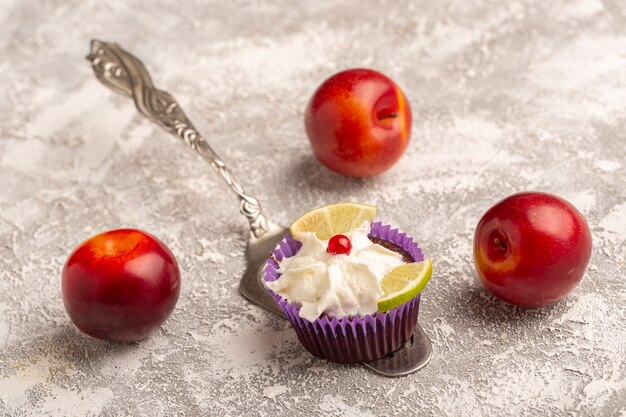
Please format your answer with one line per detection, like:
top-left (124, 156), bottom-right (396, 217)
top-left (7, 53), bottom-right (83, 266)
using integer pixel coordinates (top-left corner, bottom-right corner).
top-left (1, 1), bottom-right (625, 416)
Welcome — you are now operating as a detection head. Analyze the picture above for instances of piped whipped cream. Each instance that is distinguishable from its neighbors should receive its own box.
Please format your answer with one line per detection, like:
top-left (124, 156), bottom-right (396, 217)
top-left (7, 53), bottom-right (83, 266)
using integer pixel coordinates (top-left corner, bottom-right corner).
top-left (266, 222), bottom-right (404, 322)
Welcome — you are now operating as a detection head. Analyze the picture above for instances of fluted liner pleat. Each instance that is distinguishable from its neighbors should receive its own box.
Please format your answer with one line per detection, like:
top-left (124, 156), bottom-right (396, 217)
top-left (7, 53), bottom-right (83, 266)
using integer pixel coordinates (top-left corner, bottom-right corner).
top-left (263, 222), bottom-right (425, 364)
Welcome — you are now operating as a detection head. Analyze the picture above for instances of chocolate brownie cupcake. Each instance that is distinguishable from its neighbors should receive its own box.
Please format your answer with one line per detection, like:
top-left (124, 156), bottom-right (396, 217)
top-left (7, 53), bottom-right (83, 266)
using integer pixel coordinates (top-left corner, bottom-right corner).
top-left (262, 204), bottom-right (432, 364)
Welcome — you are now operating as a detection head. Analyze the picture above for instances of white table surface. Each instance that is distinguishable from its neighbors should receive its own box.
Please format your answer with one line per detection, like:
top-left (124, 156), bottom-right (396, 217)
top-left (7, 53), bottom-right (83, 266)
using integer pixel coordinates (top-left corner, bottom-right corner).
top-left (1, 0), bottom-right (625, 415)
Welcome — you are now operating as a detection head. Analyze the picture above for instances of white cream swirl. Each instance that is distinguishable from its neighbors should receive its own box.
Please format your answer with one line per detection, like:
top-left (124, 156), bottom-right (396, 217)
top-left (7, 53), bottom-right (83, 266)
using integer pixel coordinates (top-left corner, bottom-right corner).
top-left (265, 222), bottom-right (404, 322)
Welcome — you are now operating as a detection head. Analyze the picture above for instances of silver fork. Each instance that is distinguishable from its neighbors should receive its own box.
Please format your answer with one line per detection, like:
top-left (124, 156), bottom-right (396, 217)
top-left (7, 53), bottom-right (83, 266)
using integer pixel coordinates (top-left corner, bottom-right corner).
top-left (86, 39), bottom-right (431, 376)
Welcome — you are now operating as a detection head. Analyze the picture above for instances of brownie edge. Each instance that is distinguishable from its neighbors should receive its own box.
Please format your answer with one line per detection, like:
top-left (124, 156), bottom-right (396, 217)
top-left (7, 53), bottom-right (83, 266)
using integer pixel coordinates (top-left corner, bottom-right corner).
top-left (368, 236), bottom-right (414, 263)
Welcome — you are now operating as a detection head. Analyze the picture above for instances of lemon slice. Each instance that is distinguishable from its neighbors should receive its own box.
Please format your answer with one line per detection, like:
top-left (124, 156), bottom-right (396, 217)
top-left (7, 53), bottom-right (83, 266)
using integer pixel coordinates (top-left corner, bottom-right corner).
top-left (289, 203), bottom-right (378, 240)
top-left (378, 259), bottom-right (432, 312)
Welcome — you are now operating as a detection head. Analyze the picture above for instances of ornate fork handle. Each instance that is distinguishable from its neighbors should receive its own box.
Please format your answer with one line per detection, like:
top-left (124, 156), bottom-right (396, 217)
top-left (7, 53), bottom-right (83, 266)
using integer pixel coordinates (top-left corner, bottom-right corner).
top-left (87, 39), bottom-right (270, 238)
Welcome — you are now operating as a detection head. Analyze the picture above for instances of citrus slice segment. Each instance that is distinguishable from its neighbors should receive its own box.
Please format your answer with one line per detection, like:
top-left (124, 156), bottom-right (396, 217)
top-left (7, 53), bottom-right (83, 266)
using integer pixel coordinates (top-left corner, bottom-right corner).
top-left (378, 259), bottom-right (432, 312)
top-left (289, 203), bottom-right (378, 240)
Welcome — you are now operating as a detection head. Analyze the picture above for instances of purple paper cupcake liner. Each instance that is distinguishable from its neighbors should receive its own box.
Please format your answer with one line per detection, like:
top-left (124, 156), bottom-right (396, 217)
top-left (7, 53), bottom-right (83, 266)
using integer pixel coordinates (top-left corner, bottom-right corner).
top-left (263, 222), bottom-right (425, 364)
